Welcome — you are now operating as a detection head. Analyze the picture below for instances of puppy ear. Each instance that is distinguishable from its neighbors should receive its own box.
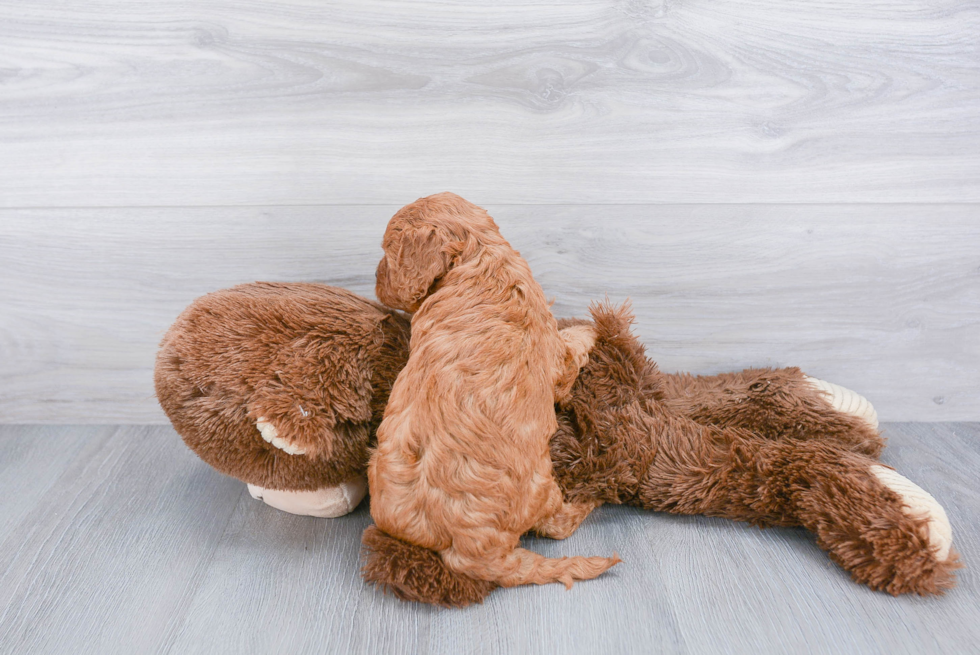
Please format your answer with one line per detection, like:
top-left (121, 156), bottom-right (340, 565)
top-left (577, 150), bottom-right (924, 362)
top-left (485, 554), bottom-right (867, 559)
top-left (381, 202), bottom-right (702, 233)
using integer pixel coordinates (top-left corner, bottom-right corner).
top-left (376, 226), bottom-right (452, 312)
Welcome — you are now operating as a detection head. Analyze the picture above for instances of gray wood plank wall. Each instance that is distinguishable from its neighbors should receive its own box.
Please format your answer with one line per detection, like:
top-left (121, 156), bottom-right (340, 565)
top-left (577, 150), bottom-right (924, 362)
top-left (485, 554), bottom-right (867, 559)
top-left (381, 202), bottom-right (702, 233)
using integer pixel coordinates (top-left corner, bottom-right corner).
top-left (1, 0), bottom-right (978, 422)
top-left (2, 0), bottom-right (978, 205)
top-left (2, 206), bottom-right (978, 422)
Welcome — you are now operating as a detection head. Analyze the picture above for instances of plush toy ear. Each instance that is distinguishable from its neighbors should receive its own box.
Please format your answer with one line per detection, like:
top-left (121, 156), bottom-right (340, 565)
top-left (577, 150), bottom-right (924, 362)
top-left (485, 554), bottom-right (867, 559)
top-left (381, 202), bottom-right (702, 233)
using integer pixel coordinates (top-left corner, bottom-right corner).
top-left (376, 226), bottom-right (452, 312)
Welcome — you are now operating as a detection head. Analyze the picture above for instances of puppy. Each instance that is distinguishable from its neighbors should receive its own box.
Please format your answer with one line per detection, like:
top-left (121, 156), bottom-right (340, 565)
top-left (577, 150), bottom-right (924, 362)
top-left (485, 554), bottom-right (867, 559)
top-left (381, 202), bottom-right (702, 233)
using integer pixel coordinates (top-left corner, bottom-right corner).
top-left (368, 192), bottom-right (620, 589)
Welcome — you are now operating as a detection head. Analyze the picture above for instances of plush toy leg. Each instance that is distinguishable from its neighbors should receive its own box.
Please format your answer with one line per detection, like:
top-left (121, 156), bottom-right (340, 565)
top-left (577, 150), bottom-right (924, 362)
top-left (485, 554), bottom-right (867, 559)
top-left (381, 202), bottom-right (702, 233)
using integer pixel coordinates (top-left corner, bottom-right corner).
top-left (247, 476), bottom-right (367, 518)
top-left (659, 367), bottom-right (884, 457)
top-left (804, 376), bottom-right (879, 429)
top-left (795, 456), bottom-right (960, 594)
top-left (638, 418), bottom-right (961, 594)
top-left (869, 465), bottom-right (953, 562)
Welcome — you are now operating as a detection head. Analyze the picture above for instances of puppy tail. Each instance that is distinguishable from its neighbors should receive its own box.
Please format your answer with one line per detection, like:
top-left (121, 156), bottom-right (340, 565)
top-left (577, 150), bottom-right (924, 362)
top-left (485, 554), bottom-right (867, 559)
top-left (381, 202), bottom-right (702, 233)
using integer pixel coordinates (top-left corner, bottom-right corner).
top-left (361, 525), bottom-right (620, 605)
top-left (442, 544), bottom-right (621, 590)
top-left (361, 525), bottom-right (498, 608)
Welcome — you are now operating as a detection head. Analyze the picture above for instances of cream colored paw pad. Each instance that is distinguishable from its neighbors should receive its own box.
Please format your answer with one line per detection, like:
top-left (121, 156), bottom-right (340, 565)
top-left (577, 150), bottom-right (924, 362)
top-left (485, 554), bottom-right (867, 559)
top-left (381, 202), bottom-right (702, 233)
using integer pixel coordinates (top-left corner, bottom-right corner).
top-left (804, 377), bottom-right (879, 429)
top-left (870, 465), bottom-right (953, 561)
top-left (246, 476), bottom-right (368, 518)
top-left (256, 418), bottom-right (306, 456)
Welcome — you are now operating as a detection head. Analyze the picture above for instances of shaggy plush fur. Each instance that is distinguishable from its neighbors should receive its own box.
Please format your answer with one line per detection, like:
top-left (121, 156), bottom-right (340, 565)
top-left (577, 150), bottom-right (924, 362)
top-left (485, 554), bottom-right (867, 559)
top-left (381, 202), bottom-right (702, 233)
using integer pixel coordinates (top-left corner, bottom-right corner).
top-left (659, 368), bottom-right (885, 458)
top-left (368, 193), bottom-right (619, 588)
top-left (155, 282), bottom-right (410, 490)
top-left (362, 302), bottom-right (961, 606)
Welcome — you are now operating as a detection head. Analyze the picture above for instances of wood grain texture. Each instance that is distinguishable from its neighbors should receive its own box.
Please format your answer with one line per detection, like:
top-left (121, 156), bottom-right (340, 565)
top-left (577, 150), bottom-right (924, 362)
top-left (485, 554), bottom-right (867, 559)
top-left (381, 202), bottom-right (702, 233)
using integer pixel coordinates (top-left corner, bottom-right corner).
top-left (2, 205), bottom-right (978, 423)
top-left (0, 423), bottom-right (977, 654)
top-left (0, 426), bottom-right (245, 655)
top-left (1, 0), bottom-right (978, 206)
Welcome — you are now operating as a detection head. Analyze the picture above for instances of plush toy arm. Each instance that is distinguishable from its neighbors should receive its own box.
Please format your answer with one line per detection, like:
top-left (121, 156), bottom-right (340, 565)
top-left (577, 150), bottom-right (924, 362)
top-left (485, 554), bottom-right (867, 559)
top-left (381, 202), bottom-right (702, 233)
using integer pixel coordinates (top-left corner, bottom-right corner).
top-left (659, 367), bottom-right (884, 458)
top-left (639, 416), bottom-right (961, 595)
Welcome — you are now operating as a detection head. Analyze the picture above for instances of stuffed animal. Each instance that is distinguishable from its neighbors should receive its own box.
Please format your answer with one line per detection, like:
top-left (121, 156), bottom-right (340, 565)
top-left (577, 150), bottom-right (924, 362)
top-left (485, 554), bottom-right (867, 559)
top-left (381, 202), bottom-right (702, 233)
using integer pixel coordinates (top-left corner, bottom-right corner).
top-left (154, 282), bottom-right (410, 517)
top-left (154, 284), bottom-right (960, 605)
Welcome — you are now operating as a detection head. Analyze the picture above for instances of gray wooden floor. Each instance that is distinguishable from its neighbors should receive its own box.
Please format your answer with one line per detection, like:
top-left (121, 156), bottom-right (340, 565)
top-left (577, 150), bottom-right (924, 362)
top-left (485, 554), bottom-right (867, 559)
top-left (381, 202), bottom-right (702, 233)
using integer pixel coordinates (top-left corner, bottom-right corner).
top-left (0, 424), bottom-right (977, 655)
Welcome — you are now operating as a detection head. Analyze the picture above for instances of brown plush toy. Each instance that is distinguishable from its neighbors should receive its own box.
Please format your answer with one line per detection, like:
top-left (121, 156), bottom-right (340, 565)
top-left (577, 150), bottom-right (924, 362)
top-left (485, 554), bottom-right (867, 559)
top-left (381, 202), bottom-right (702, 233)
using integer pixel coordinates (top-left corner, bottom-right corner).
top-left (155, 282), bottom-right (410, 517)
top-left (155, 286), bottom-right (960, 606)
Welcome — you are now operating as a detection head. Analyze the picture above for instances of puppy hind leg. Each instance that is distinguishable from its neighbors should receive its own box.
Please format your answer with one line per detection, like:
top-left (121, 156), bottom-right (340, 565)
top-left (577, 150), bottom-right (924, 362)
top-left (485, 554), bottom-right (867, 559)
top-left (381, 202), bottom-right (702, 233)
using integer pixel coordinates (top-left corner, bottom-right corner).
top-left (533, 493), bottom-right (599, 540)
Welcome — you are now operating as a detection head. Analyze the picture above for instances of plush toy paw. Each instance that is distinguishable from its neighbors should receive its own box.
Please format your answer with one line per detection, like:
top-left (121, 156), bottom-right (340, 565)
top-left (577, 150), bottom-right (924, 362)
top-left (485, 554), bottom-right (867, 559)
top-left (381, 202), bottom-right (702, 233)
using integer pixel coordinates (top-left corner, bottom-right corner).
top-left (870, 465), bottom-right (953, 561)
top-left (256, 417), bottom-right (306, 455)
top-left (804, 377), bottom-right (879, 430)
top-left (246, 476), bottom-right (368, 518)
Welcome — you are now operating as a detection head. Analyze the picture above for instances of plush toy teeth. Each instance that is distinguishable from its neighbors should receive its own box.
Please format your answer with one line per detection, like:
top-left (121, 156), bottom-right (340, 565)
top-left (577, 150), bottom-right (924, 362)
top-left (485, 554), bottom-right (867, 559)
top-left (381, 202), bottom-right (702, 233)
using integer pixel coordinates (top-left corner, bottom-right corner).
top-left (256, 418), bottom-right (307, 456)
top-left (246, 477), bottom-right (368, 518)
top-left (870, 465), bottom-right (954, 561)
top-left (804, 377), bottom-right (879, 429)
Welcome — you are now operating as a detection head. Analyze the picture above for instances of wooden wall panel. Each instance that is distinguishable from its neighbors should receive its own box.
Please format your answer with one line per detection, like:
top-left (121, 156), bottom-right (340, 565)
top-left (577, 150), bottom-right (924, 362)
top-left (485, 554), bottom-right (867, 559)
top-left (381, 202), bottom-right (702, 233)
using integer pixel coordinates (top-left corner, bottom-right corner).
top-left (1, 205), bottom-right (977, 422)
top-left (1, 0), bottom-right (978, 206)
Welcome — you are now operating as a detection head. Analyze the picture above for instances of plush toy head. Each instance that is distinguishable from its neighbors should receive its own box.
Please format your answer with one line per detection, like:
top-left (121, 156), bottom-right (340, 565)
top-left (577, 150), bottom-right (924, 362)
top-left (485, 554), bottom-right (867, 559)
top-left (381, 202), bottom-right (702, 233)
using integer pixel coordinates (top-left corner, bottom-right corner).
top-left (155, 283), bottom-right (411, 492)
top-left (375, 192), bottom-right (502, 312)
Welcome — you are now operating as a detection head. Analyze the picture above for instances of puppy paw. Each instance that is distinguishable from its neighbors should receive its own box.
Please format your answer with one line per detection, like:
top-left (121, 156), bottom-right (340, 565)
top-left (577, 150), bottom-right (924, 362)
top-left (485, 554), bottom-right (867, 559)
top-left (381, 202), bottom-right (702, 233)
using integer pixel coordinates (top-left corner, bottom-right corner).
top-left (246, 477), bottom-right (368, 518)
top-left (870, 465), bottom-right (953, 561)
top-left (555, 325), bottom-right (598, 405)
top-left (804, 377), bottom-right (879, 430)
top-left (560, 324), bottom-right (597, 370)
top-left (256, 417), bottom-right (307, 456)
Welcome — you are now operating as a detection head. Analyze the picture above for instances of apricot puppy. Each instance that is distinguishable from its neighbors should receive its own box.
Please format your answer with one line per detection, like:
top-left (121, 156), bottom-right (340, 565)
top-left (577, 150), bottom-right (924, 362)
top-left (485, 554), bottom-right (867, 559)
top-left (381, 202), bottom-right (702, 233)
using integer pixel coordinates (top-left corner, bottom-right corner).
top-left (368, 193), bottom-right (620, 589)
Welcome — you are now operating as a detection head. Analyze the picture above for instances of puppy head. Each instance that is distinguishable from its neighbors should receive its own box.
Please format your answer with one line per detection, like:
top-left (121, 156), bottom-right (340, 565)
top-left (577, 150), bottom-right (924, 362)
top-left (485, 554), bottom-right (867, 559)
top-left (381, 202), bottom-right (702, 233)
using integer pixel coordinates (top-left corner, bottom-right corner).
top-left (376, 192), bottom-right (500, 312)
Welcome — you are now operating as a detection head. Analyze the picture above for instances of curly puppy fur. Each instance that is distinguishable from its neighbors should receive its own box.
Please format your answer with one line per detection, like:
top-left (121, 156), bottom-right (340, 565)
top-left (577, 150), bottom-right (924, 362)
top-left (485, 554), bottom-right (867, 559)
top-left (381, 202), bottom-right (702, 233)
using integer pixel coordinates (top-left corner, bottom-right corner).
top-left (362, 302), bottom-right (960, 606)
top-left (155, 283), bottom-right (410, 490)
top-left (368, 192), bottom-right (620, 589)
